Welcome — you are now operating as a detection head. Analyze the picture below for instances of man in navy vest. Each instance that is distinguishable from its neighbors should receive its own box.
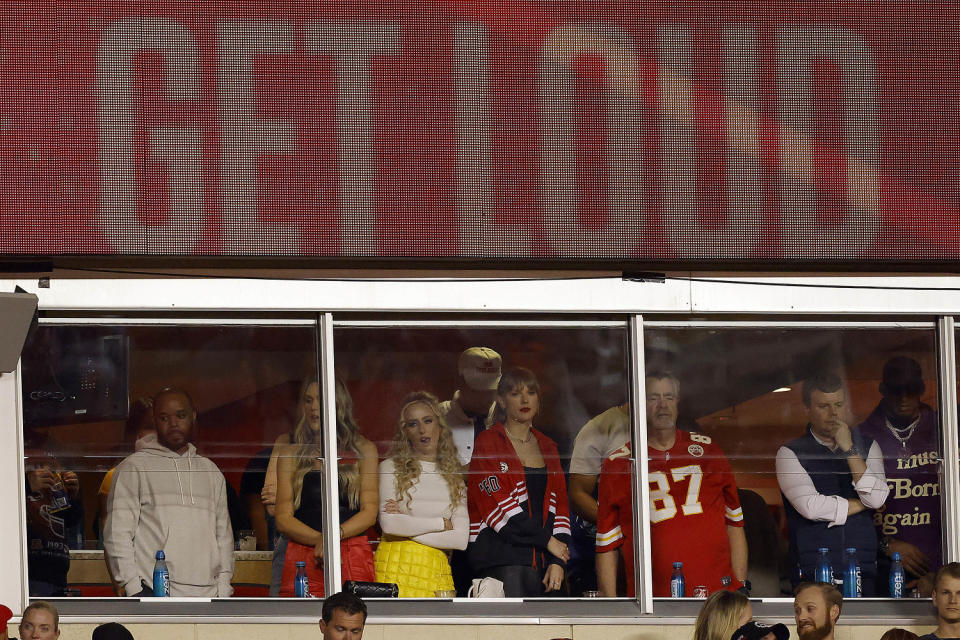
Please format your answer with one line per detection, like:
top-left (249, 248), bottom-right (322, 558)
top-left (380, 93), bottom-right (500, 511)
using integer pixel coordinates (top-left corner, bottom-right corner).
top-left (776, 371), bottom-right (890, 595)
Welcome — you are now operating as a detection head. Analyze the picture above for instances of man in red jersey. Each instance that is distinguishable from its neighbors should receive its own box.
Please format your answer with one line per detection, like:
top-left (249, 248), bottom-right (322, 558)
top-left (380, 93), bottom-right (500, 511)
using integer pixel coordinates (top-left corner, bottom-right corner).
top-left (596, 371), bottom-right (749, 597)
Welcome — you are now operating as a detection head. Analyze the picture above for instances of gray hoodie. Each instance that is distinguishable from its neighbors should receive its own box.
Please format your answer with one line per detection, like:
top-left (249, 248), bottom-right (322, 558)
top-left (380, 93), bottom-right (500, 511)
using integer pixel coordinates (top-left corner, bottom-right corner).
top-left (103, 440), bottom-right (234, 597)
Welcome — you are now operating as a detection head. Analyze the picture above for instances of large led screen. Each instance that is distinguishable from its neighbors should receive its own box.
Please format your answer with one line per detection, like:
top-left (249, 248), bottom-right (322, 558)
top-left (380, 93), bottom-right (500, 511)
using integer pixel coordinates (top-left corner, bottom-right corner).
top-left (0, 2), bottom-right (956, 263)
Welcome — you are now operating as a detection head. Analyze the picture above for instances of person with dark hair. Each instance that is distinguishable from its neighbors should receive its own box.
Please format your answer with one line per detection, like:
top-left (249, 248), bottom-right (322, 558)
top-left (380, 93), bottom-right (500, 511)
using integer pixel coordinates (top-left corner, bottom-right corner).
top-left (319, 591), bottom-right (367, 640)
top-left (91, 623), bottom-right (134, 640)
top-left (598, 371), bottom-right (748, 597)
top-left (793, 582), bottom-right (843, 640)
top-left (730, 621), bottom-right (790, 640)
top-left (103, 387), bottom-right (235, 597)
top-left (375, 391), bottom-right (468, 597)
top-left (882, 630), bottom-right (921, 640)
top-left (467, 367), bottom-right (571, 597)
top-left (920, 562), bottom-right (960, 640)
top-left (858, 356), bottom-right (941, 595)
top-left (776, 372), bottom-right (889, 595)
top-left (275, 379), bottom-right (378, 597)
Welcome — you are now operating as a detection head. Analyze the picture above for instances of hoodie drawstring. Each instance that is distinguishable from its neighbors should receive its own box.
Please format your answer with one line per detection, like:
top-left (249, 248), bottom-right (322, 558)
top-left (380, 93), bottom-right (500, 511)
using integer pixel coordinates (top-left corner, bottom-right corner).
top-left (174, 458), bottom-right (185, 505)
top-left (188, 456), bottom-right (195, 505)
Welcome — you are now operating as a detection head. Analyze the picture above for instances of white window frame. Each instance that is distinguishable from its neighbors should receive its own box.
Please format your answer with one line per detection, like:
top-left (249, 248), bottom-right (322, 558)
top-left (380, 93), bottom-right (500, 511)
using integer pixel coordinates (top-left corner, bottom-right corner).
top-left (0, 273), bottom-right (957, 625)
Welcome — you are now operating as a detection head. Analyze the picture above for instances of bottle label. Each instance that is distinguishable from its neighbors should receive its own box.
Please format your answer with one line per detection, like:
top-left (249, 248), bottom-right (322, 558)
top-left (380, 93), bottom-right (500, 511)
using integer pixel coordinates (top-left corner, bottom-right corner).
top-left (154, 570), bottom-right (169, 597)
top-left (670, 578), bottom-right (684, 598)
top-left (891, 572), bottom-right (904, 597)
top-left (295, 575), bottom-right (310, 598)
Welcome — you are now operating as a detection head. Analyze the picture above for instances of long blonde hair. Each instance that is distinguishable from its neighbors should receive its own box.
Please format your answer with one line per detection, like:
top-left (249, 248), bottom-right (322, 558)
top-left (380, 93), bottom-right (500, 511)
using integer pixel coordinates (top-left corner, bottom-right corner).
top-left (388, 391), bottom-right (465, 513)
top-left (693, 590), bottom-right (750, 640)
top-left (291, 378), bottom-right (364, 511)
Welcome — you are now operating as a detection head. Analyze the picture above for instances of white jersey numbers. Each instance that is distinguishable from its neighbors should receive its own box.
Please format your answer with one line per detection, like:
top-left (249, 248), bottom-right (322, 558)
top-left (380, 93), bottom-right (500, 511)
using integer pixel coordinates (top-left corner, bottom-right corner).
top-left (648, 464), bottom-right (704, 522)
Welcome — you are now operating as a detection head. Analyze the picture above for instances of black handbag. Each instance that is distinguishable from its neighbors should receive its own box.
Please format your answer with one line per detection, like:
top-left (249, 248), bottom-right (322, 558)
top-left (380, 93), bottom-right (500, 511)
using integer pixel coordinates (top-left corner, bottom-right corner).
top-left (342, 580), bottom-right (399, 598)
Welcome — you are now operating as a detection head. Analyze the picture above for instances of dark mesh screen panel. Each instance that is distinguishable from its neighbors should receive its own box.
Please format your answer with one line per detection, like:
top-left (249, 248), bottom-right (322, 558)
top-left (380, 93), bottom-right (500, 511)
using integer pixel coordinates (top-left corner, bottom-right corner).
top-left (0, 2), bottom-right (956, 262)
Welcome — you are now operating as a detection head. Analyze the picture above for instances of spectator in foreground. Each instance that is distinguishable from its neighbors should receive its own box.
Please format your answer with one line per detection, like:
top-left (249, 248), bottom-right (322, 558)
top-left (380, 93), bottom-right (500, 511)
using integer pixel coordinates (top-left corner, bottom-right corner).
top-left (17, 601), bottom-right (59, 640)
top-left (730, 621), bottom-right (790, 640)
top-left (91, 623), bottom-right (134, 640)
top-left (693, 590), bottom-right (751, 640)
top-left (793, 582), bottom-right (842, 640)
top-left (0, 604), bottom-right (12, 640)
top-left (882, 631), bottom-right (920, 640)
top-left (319, 591), bottom-right (367, 640)
top-left (920, 562), bottom-right (960, 640)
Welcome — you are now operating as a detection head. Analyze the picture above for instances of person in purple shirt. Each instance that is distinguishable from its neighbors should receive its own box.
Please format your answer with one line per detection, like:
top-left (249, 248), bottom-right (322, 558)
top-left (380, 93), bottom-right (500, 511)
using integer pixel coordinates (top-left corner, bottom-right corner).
top-left (857, 356), bottom-right (941, 595)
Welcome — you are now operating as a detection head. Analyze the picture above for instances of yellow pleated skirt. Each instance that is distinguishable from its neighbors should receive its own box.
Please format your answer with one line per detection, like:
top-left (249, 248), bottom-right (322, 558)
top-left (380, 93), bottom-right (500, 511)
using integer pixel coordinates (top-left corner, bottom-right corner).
top-left (374, 538), bottom-right (455, 598)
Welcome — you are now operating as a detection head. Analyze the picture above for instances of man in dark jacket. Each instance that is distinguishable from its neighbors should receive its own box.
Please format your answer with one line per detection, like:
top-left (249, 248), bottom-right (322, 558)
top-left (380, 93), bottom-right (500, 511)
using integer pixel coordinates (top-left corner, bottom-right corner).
top-left (776, 371), bottom-right (890, 595)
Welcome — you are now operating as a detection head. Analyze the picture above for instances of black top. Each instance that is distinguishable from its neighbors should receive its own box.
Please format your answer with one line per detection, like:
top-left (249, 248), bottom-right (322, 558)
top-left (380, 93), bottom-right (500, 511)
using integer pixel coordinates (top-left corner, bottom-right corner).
top-left (523, 466), bottom-right (547, 528)
top-left (524, 465), bottom-right (548, 568)
top-left (294, 469), bottom-right (361, 531)
top-left (919, 635), bottom-right (960, 640)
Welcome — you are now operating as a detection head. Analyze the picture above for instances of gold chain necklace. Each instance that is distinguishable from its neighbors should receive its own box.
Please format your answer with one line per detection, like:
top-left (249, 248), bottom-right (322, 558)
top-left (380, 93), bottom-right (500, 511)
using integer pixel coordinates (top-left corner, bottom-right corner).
top-left (505, 427), bottom-right (533, 444)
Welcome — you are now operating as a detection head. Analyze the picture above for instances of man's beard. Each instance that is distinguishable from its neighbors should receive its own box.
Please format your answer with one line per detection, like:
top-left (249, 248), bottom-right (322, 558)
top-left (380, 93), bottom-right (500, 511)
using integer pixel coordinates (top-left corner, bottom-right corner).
top-left (797, 619), bottom-right (834, 640)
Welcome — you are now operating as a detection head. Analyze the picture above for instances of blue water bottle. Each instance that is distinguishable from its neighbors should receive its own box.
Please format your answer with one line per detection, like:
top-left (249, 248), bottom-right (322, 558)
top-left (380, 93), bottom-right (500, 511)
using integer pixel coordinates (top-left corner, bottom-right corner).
top-left (294, 560), bottom-right (310, 598)
top-left (670, 562), bottom-right (685, 598)
top-left (890, 551), bottom-right (905, 598)
top-left (843, 548), bottom-right (861, 597)
top-left (816, 547), bottom-right (833, 584)
top-left (153, 550), bottom-right (170, 597)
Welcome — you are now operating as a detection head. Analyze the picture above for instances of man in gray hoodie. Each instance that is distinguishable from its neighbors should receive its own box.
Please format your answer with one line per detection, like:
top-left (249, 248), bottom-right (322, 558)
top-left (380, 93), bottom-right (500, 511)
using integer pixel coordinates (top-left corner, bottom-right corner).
top-left (104, 387), bottom-right (234, 597)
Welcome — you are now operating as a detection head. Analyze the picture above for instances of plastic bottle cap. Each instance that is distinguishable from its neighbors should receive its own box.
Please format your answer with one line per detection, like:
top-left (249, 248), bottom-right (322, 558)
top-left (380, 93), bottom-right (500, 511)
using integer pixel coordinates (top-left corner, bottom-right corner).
top-left (845, 548), bottom-right (856, 553)
top-left (673, 562), bottom-right (682, 568)
top-left (296, 561), bottom-right (306, 567)
top-left (892, 552), bottom-right (901, 560)
top-left (818, 547), bottom-right (829, 553)
top-left (156, 550), bottom-right (165, 559)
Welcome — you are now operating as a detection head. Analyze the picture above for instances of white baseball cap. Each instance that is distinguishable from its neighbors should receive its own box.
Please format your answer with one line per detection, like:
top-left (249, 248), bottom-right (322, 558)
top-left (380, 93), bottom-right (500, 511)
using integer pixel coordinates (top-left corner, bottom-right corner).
top-left (458, 347), bottom-right (502, 391)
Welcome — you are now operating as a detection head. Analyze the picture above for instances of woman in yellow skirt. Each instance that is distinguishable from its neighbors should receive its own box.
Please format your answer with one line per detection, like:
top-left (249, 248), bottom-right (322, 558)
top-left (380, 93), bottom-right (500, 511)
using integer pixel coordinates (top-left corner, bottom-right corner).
top-left (375, 391), bottom-right (467, 597)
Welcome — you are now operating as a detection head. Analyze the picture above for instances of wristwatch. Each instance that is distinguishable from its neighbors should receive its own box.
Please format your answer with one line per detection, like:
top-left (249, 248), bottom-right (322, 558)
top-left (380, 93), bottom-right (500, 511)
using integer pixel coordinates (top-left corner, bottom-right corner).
top-left (736, 579), bottom-right (752, 596)
top-left (843, 445), bottom-right (862, 458)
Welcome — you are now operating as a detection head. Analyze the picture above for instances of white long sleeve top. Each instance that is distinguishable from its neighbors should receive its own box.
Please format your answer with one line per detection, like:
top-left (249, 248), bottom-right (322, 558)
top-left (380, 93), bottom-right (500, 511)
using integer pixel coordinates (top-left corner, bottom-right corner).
top-left (377, 458), bottom-right (468, 550)
top-left (776, 433), bottom-right (890, 528)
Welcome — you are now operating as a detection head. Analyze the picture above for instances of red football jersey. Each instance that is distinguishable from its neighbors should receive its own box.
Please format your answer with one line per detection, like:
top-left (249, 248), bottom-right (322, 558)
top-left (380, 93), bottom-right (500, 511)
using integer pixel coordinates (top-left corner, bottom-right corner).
top-left (596, 443), bottom-right (635, 596)
top-left (648, 430), bottom-right (743, 596)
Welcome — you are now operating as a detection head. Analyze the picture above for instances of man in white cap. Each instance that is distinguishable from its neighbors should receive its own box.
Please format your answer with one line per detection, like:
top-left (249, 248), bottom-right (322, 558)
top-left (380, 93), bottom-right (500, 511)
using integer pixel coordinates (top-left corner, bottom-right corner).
top-left (438, 347), bottom-right (503, 466)
top-left (439, 346), bottom-right (502, 597)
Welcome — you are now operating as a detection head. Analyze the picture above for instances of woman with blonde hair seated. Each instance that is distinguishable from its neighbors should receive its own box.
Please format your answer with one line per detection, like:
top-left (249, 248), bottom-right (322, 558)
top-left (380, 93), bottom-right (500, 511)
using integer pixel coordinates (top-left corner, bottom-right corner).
top-left (375, 391), bottom-right (468, 597)
top-left (694, 590), bottom-right (752, 640)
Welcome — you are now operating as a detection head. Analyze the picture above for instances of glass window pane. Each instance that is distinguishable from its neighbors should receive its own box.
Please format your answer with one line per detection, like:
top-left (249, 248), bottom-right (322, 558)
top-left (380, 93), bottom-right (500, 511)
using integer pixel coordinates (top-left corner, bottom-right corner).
top-left (19, 323), bottom-right (318, 598)
top-left (333, 324), bottom-right (630, 598)
top-left (643, 327), bottom-right (941, 599)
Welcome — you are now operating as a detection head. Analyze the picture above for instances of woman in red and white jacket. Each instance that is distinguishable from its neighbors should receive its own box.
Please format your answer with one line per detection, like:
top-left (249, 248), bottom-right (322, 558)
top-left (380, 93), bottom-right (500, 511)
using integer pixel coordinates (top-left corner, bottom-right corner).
top-left (467, 367), bottom-right (572, 597)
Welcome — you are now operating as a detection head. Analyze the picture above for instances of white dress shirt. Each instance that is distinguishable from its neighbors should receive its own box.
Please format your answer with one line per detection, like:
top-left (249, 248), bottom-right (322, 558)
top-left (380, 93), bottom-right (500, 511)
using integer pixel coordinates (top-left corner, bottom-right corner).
top-left (776, 432), bottom-right (890, 527)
